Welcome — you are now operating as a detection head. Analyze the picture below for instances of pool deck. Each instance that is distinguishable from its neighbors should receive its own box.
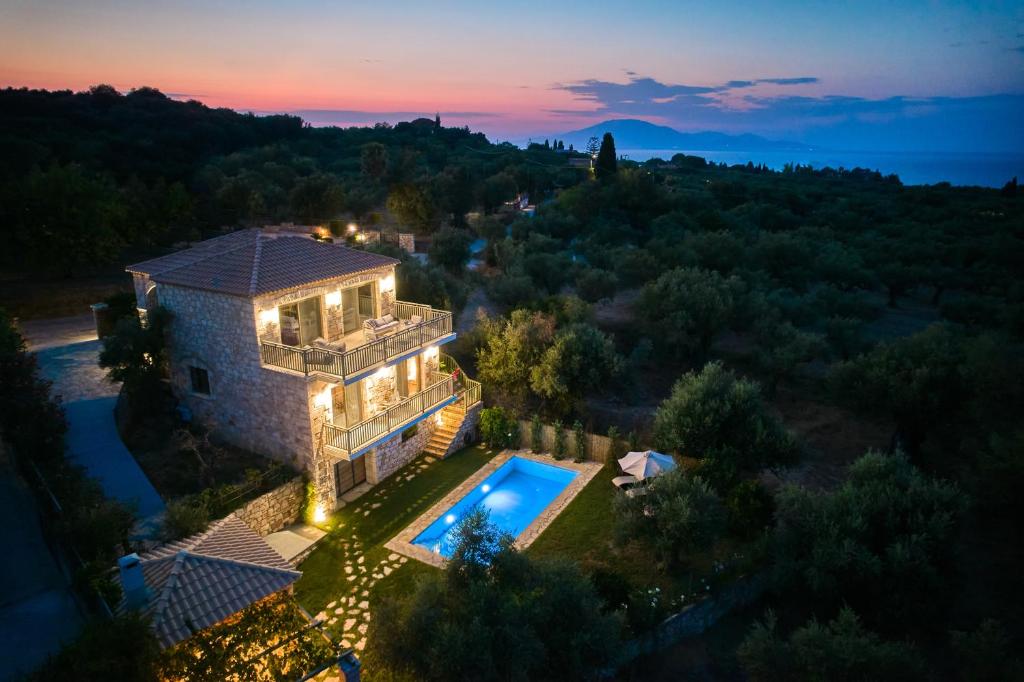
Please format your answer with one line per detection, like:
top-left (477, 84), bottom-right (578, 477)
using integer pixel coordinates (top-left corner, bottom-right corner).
top-left (384, 450), bottom-right (601, 567)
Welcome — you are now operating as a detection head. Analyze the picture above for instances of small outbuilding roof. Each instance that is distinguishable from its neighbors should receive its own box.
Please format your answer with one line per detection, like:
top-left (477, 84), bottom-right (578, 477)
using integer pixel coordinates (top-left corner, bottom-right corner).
top-left (126, 228), bottom-right (399, 298)
top-left (121, 514), bottom-right (301, 649)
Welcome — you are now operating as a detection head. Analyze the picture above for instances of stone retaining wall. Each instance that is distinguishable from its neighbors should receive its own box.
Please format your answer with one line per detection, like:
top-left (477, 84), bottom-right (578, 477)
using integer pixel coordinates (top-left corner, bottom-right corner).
top-left (235, 476), bottom-right (306, 537)
top-left (366, 417), bottom-right (438, 484)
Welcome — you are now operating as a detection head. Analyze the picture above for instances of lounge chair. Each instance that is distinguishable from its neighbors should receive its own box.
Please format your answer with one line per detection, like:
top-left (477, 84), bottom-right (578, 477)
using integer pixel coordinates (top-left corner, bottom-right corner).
top-left (612, 474), bottom-right (649, 498)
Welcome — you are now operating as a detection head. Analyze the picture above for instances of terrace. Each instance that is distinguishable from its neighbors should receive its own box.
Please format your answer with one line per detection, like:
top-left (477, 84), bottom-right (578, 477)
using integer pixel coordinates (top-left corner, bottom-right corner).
top-left (259, 300), bottom-right (454, 383)
top-left (321, 353), bottom-right (481, 459)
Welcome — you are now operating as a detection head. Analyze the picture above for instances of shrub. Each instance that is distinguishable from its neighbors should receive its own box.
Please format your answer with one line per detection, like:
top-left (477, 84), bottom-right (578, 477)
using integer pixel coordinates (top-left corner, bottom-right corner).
top-left (613, 469), bottom-right (725, 564)
top-left (573, 420), bottom-right (586, 462)
top-left (530, 413), bottom-right (543, 453)
top-left (553, 419), bottom-right (566, 459)
top-left (738, 608), bottom-right (925, 681)
top-left (366, 510), bottom-right (622, 681)
top-left (654, 362), bottom-right (798, 489)
top-left (725, 479), bottom-right (775, 538)
top-left (606, 425), bottom-right (622, 468)
top-left (161, 496), bottom-right (210, 541)
top-left (769, 450), bottom-right (967, 630)
top-left (479, 406), bottom-right (518, 449)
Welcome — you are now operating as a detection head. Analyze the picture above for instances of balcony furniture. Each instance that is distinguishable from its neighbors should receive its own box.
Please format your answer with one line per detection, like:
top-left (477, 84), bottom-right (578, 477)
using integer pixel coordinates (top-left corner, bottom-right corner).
top-left (612, 474), bottom-right (648, 498)
top-left (363, 314), bottom-right (400, 341)
top-left (261, 300), bottom-right (454, 381)
top-left (305, 337), bottom-right (345, 370)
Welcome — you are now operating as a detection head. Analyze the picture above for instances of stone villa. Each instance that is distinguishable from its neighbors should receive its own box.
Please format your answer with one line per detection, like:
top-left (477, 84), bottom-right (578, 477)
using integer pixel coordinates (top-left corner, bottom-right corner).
top-left (126, 227), bottom-right (481, 516)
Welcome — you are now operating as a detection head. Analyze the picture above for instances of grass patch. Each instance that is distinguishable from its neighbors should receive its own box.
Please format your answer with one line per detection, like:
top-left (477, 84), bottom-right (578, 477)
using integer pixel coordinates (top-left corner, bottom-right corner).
top-left (529, 465), bottom-right (760, 600)
top-left (294, 445), bottom-right (496, 614)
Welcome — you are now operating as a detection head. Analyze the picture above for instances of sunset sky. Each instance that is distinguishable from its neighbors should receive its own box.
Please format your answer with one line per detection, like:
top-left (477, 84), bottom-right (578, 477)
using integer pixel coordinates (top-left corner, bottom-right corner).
top-left (2, 0), bottom-right (1023, 151)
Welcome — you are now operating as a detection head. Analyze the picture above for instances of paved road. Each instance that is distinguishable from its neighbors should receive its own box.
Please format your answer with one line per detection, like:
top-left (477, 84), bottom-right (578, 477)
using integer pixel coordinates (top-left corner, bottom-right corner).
top-left (0, 447), bottom-right (84, 681)
top-left (22, 315), bottom-right (165, 527)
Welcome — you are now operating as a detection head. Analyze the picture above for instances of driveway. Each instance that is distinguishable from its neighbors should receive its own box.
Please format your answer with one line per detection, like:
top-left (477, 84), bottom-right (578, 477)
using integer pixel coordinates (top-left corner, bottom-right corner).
top-left (0, 446), bottom-right (84, 681)
top-left (22, 315), bottom-right (165, 530)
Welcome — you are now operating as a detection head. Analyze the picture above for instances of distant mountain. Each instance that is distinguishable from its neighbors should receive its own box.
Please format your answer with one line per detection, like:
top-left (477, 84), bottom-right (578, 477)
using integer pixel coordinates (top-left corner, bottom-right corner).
top-left (550, 119), bottom-right (811, 153)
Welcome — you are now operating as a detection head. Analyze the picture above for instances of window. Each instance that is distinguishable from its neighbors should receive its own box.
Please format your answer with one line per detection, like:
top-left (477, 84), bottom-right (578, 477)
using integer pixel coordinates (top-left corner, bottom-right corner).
top-left (189, 366), bottom-right (211, 395)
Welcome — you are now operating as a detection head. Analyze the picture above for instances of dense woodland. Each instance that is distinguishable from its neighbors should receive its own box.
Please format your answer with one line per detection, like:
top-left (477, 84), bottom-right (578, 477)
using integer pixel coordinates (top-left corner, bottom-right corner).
top-left (3, 86), bottom-right (1023, 680)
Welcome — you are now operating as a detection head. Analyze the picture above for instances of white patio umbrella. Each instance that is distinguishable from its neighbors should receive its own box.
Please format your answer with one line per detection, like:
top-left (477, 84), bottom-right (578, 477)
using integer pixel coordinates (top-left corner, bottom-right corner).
top-left (617, 450), bottom-right (676, 480)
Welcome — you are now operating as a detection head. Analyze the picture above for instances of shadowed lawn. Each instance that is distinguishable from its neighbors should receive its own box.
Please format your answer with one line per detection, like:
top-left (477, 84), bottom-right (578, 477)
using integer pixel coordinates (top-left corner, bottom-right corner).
top-left (294, 445), bottom-right (496, 614)
top-left (528, 464), bottom-right (758, 598)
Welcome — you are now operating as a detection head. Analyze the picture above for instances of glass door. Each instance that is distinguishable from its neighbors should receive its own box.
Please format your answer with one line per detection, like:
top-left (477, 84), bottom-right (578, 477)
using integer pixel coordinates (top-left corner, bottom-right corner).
top-left (279, 296), bottom-right (322, 346)
top-left (358, 283), bottom-right (375, 320)
top-left (297, 297), bottom-right (322, 346)
top-left (342, 288), bottom-right (360, 335)
top-left (343, 380), bottom-right (363, 427)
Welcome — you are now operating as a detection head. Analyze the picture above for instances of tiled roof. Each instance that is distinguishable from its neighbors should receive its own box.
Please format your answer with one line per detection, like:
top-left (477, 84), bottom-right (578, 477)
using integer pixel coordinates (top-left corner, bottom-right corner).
top-left (126, 229), bottom-right (399, 298)
top-left (122, 514), bottom-right (301, 649)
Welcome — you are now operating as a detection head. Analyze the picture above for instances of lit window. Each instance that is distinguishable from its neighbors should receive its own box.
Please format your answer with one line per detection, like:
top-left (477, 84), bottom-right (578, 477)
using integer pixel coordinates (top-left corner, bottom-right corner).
top-left (189, 366), bottom-right (211, 395)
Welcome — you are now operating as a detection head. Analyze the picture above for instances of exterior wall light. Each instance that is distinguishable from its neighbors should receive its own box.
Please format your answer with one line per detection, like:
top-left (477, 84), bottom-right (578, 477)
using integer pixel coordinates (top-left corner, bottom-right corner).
top-left (325, 290), bottom-right (341, 307)
top-left (259, 308), bottom-right (279, 326)
top-left (313, 504), bottom-right (327, 524)
top-left (379, 273), bottom-right (396, 292)
top-left (347, 223), bottom-right (358, 234)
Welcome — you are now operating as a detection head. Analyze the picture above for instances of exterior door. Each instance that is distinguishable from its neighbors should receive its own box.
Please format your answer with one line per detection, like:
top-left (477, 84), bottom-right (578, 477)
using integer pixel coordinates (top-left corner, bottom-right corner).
top-left (343, 380), bottom-right (363, 427)
top-left (342, 288), bottom-right (360, 335)
top-left (334, 455), bottom-right (368, 496)
top-left (297, 297), bottom-right (322, 346)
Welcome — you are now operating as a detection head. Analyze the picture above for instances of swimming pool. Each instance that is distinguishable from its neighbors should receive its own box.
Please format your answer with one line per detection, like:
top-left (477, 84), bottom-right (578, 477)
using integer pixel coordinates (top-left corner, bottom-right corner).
top-left (412, 456), bottom-right (579, 558)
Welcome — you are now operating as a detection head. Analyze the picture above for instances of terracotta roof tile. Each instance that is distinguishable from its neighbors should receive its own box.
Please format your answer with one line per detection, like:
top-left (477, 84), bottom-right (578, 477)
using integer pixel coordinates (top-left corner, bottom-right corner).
top-left (121, 514), bottom-right (301, 648)
top-left (127, 229), bottom-right (398, 298)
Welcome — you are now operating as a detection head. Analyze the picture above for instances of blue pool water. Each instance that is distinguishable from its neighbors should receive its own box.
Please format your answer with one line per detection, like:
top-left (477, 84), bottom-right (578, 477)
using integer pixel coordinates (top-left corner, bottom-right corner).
top-left (412, 456), bottom-right (578, 558)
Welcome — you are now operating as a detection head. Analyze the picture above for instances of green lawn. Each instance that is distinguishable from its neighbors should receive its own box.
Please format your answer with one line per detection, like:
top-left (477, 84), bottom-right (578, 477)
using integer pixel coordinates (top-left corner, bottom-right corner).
top-left (293, 445), bottom-right (496, 614)
top-left (529, 464), bottom-right (757, 598)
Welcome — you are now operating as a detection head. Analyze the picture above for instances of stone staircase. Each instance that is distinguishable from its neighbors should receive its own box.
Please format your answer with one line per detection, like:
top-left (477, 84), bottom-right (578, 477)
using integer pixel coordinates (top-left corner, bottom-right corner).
top-left (423, 405), bottom-right (466, 458)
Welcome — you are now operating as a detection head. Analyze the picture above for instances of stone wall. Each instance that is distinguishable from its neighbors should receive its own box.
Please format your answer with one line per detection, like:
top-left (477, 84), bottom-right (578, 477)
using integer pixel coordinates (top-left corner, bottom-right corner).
top-left (157, 284), bottom-right (315, 473)
top-left (365, 415), bottom-right (438, 484)
top-left (442, 402), bottom-right (482, 458)
top-left (235, 476), bottom-right (306, 536)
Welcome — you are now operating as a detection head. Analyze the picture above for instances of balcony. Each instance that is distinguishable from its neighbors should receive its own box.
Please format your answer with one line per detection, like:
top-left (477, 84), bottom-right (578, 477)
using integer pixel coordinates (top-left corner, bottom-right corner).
top-left (259, 300), bottom-right (454, 383)
top-left (322, 374), bottom-right (457, 457)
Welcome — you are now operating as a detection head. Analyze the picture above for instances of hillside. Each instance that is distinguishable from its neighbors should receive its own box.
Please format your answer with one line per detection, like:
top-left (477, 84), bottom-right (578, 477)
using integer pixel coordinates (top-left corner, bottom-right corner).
top-left (554, 118), bottom-right (810, 152)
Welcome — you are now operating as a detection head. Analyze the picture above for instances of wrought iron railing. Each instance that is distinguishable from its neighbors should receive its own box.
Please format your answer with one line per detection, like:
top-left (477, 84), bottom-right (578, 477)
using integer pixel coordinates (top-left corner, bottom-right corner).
top-left (322, 375), bottom-right (455, 455)
top-left (440, 353), bottom-right (482, 413)
top-left (260, 300), bottom-right (453, 380)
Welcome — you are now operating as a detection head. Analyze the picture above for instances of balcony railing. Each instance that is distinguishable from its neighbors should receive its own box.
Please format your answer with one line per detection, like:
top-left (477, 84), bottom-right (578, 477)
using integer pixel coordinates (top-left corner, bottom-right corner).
top-left (260, 300), bottom-right (453, 381)
top-left (322, 375), bottom-right (456, 455)
top-left (440, 353), bottom-right (482, 413)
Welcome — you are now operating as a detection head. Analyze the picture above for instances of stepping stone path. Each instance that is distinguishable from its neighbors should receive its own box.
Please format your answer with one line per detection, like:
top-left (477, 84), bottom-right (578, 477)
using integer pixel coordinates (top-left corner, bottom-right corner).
top-left (311, 509), bottom-right (414, 663)
top-left (308, 454), bottom-right (447, 680)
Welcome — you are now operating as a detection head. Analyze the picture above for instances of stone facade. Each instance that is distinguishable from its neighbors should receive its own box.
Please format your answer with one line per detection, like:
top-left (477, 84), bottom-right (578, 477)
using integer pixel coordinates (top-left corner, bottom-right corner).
top-left (156, 284), bottom-right (316, 471)
top-left (235, 477), bottom-right (306, 537)
top-left (147, 262), bottom-right (462, 516)
top-left (365, 415), bottom-right (439, 484)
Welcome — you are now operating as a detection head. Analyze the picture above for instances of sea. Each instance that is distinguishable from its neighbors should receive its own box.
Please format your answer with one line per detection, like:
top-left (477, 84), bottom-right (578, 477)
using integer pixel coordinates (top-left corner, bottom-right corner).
top-left (620, 149), bottom-right (1024, 188)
